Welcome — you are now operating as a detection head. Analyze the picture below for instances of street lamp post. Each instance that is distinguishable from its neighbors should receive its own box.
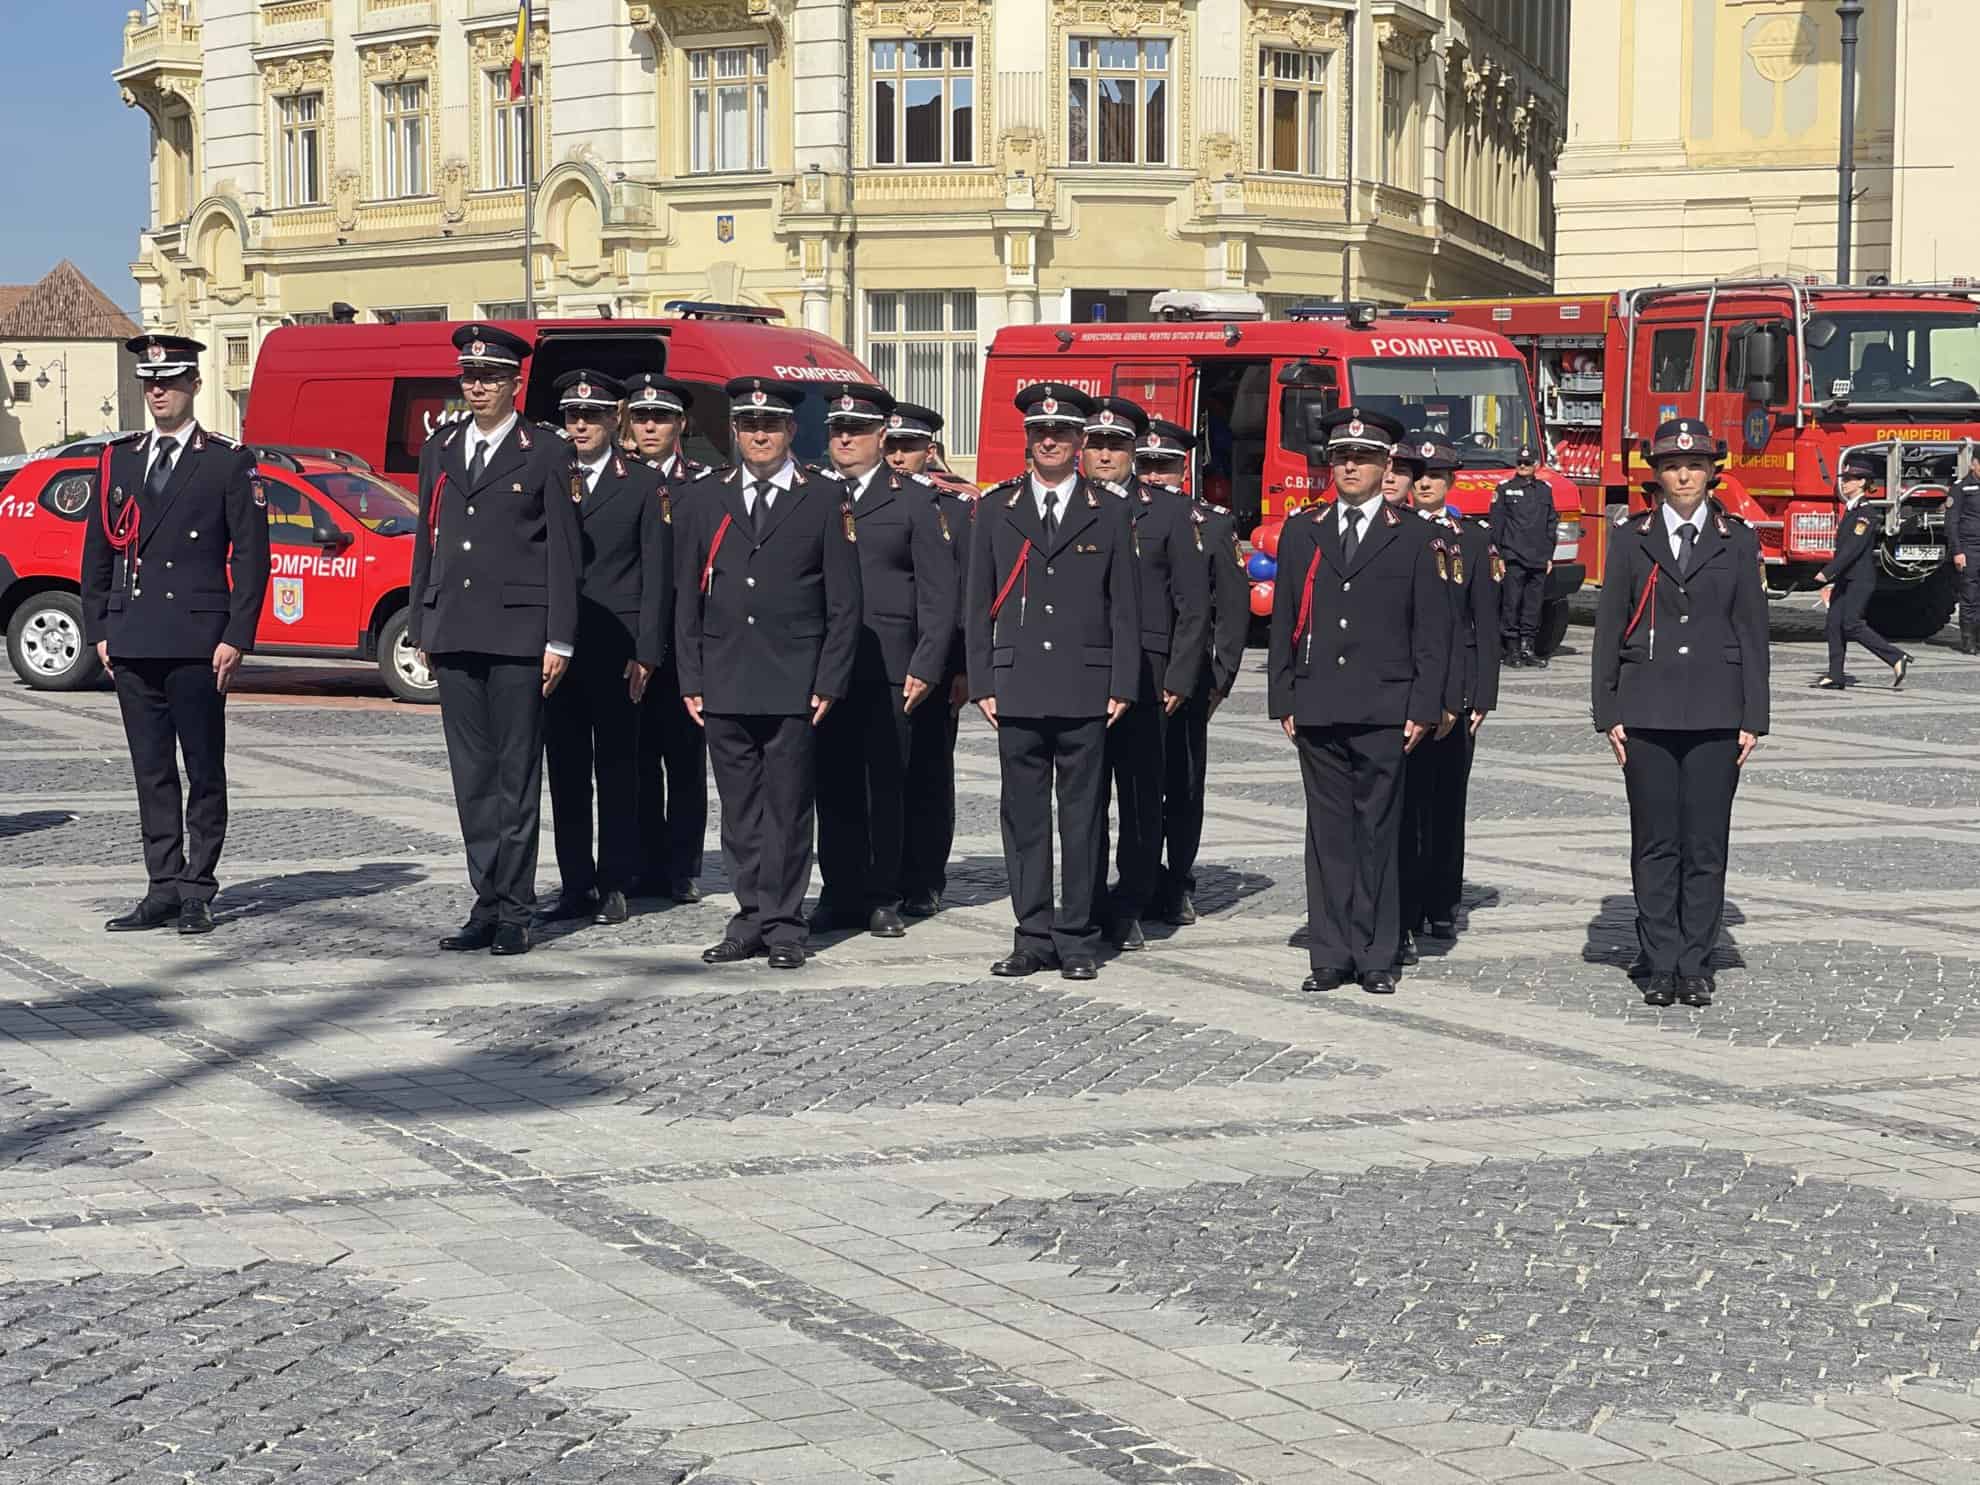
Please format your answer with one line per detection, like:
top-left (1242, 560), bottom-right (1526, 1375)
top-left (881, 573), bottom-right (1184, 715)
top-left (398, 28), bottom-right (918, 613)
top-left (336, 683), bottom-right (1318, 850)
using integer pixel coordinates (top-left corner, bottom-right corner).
top-left (1836, 0), bottom-right (1864, 284)
top-left (9, 351), bottom-right (69, 441)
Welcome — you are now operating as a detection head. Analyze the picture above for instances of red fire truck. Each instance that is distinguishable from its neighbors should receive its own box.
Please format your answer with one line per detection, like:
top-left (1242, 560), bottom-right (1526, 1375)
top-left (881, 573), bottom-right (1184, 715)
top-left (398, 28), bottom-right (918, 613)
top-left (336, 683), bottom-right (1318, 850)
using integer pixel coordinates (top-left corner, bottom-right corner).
top-left (977, 295), bottom-right (1586, 650)
top-left (1416, 280), bottom-right (1980, 637)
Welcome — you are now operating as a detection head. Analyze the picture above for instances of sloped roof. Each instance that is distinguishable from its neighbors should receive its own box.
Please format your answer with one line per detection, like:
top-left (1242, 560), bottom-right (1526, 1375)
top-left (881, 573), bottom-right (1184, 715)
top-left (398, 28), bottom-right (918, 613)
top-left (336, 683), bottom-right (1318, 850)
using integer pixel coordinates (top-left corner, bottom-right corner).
top-left (0, 261), bottom-right (140, 342)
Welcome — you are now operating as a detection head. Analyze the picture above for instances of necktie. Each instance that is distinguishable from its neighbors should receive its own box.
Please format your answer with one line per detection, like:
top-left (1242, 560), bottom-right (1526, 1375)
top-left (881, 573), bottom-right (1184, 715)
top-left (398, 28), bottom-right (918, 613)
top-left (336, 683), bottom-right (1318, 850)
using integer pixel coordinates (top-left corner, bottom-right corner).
top-left (145, 436), bottom-right (177, 502)
top-left (1342, 503), bottom-right (1363, 564)
top-left (1676, 522), bottom-right (1697, 577)
top-left (1042, 489), bottom-right (1059, 546)
top-left (467, 439), bottom-right (487, 486)
top-left (585, 465), bottom-right (601, 496)
top-left (752, 481), bottom-right (772, 535)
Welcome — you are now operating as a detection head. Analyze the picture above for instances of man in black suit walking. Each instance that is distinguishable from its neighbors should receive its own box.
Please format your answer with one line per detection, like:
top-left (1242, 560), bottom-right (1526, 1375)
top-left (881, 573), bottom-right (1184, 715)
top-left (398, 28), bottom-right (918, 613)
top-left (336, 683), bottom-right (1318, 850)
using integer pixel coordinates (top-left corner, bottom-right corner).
top-left (411, 324), bottom-right (582, 956)
top-left (81, 334), bottom-right (270, 935)
top-left (675, 378), bottom-right (863, 969)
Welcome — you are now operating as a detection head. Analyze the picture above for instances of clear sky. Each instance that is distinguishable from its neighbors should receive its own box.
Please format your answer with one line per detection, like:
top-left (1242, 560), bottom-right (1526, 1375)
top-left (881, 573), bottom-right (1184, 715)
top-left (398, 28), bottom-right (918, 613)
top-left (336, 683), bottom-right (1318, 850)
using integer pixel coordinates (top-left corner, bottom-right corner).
top-left (0, 4), bottom-right (155, 307)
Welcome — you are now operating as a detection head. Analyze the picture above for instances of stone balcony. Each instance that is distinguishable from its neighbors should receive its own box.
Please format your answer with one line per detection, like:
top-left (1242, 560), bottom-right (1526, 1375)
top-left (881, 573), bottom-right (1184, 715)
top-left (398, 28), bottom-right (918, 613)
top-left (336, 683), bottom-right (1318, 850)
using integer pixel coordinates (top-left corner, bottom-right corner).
top-left (118, 4), bottom-right (203, 84)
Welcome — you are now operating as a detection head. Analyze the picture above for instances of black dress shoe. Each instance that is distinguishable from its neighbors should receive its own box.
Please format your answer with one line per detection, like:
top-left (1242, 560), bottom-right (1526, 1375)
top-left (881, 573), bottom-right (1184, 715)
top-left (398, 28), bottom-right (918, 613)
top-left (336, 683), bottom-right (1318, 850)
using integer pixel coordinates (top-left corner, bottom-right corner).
top-left (868, 908), bottom-right (906, 938)
top-left (1677, 974), bottom-right (1714, 1008)
top-left (702, 938), bottom-right (759, 964)
top-left (808, 905), bottom-right (862, 934)
top-left (1061, 956), bottom-right (1099, 981)
top-left (1360, 970), bottom-right (1398, 995)
top-left (440, 920), bottom-right (498, 951)
top-left (593, 891), bottom-right (629, 925)
top-left (767, 943), bottom-right (806, 969)
top-left (491, 923), bottom-right (532, 956)
top-left (1427, 919), bottom-right (1455, 939)
top-left (991, 950), bottom-right (1052, 977)
top-left (1893, 653), bottom-right (1913, 690)
top-left (177, 899), bottom-right (214, 936)
top-left (1395, 931), bottom-right (1420, 967)
top-left (670, 878), bottom-right (703, 904)
top-left (1642, 972), bottom-right (1679, 1007)
top-left (1524, 647), bottom-right (1550, 670)
top-left (1162, 892), bottom-right (1197, 926)
top-left (106, 898), bottom-right (178, 933)
top-left (901, 891), bottom-right (942, 918)
top-left (546, 891), bottom-right (597, 922)
top-left (1113, 918), bottom-right (1146, 951)
top-left (1813, 675), bottom-right (1844, 689)
top-left (1301, 968), bottom-right (1347, 993)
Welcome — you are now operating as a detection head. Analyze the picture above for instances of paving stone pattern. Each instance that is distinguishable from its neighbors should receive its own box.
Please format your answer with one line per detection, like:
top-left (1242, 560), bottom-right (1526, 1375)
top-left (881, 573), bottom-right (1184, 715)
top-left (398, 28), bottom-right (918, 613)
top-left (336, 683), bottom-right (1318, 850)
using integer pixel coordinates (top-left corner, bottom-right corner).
top-left (0, 758), bottom-right (145, 796)
top-left (2, 809), bottom-right (460, 870)
top-left (230, 706), bottom-right (448, 739)
top-left (0, 1072), bottom-right (148, 1173)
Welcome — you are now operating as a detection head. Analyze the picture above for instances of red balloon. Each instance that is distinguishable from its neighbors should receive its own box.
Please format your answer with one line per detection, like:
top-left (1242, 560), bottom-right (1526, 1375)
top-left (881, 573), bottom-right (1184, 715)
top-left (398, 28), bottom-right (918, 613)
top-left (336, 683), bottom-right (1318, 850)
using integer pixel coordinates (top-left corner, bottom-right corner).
top-left (1249, 580), bottom-right (1275, 617)
top-left (1248, 524), bottom-right (1267, 549)
top-left (1259, 522), bottom-right (1282, 559)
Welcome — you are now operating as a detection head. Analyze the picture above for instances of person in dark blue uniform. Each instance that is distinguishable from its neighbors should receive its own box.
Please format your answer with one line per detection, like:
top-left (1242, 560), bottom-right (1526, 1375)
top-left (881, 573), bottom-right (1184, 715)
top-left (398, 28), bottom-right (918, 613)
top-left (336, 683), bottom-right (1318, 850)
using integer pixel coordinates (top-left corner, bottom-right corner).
top-left (1489, 445), bottom-right (1556, 668)
top-left (1946, 455), bottom-right (1980, 655)
top-left (624, 372), bottom-right (715, 901)
top-left (541, 372), bottom-right (672, 928)
top-left (966, 385), bottom-right (1138, 980)
top-left (1592, 418), bottom-right (1770, 1009)
top-left (1814, 454), bottom-right (1911, 690)
top-left (812, 385), bottom-right (960, 937)
top-left (1267, 407), bottom-right (1447, 995)
top-left (1136, 420), bottom-right (1247, 927)
top-left (81, 334), bottom-right (270, 935)
top-left (675, 378), bottom-right (863, 969)
top-left (1079, 397), bottom-right (1209, 949)
top-left (412, 324), bottom-right (583, 956)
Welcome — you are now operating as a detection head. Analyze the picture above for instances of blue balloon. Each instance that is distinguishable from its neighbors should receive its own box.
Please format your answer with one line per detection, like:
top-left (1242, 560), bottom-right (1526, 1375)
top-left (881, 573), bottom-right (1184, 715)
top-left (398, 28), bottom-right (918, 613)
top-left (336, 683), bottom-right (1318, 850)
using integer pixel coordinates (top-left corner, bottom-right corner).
top-left (1246, 552), bottom-right (1278, 581)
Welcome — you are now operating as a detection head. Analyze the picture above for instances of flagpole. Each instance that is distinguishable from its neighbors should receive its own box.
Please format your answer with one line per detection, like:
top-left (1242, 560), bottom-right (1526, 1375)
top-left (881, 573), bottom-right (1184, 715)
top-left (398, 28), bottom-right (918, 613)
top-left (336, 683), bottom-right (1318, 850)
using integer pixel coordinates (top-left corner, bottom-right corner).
top-left (522, 1), bottom-right (535, 317)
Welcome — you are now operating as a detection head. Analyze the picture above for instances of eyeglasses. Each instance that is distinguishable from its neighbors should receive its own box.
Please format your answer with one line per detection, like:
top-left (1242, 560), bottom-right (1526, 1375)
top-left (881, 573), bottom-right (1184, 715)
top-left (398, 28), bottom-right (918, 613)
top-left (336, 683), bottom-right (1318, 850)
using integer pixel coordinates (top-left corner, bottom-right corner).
top-left (459, 371), bottom-right (515, 387)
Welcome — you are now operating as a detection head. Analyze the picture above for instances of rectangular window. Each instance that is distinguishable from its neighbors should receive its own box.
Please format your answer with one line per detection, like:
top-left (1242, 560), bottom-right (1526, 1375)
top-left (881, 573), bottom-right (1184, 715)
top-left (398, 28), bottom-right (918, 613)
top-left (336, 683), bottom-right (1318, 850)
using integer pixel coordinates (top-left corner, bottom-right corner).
top-left (1257, 47), bottom-right (1329, 175)
top-left (10, 381), bottom-right (29, 404)
top-left (225, 336), bottom-right (251, 371)
top-left (378, 78), bottom-right (427, 198)
top-left (1067, 36), bottom-right (1169, 165)
top-left (1650, 328), bottom-right (1697, 393)
top-left (869, 37), bottom-right (975, 166)
top-left (689, 44), bottom-right (770, 174)
top-left (479, 301), bottom-right (529, 320)
top-left (379, 306), bottom-right (448, 323)
top-left (486, 66), bottom-right (543, 189)
top-left (864, 290), bottom-right (980, 457)
top-left (1380, 65), bottom-right (1407, 184)
top-left (277, 92), bottom-right (323, 207)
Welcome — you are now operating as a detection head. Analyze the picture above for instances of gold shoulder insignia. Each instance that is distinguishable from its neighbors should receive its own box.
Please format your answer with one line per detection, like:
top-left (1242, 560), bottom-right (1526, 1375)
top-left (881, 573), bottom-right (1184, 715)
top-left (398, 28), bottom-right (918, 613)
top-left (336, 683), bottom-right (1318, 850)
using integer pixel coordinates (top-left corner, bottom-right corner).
top-left (1451, 548), bottom-right (1465, 584)
top-left (842, 500), bottom-right (857, 543)
top-left (1489, 544), bottom-right (1506, 583)
top-left (1854, 518), bottom-right (1870, 535)
top-left (569, 471), bottom-right (585, 504)
top-left (937, 506), bottom-right (952, 542)
top-left (1433, 542), bottom-right (1449, 581)
top-left (661, 491), bottom-right (672, 525)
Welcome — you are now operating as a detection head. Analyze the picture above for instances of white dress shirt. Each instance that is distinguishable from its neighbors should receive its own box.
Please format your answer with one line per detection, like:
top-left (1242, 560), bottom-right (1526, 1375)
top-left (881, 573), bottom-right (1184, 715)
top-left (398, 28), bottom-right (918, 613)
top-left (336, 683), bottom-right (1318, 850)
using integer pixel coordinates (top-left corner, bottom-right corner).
top-left (849, 464), bottom-right (884, 502)
top-left (578, 450), bottom-right (611, 494)
top-left (743, 459), bottom-right (797, 514)
top-left (464, 411), bottom-right (519, 472)
top-left (1029, 471), bottom-right (1078, 523)
top-left (1661, 500), bottom-right (1709, 563)
top-left (145, 422), bottom-right (197, 481)
top-left (1337, 495), bottom-right (1380, 540)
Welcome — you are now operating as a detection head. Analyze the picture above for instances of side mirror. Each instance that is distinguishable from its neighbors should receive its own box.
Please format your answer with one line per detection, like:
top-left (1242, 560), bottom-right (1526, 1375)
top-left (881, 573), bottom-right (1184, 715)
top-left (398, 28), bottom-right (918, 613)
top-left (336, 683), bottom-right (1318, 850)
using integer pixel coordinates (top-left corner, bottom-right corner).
top-left (1805, 316), bottom-right (1838, 350)
top-left (1745, 379), bottom-right (1776, 405)
top-left (1741, 327), bottom-right (1783, 381)
top-left (315, 526), bottom-right (353, 550)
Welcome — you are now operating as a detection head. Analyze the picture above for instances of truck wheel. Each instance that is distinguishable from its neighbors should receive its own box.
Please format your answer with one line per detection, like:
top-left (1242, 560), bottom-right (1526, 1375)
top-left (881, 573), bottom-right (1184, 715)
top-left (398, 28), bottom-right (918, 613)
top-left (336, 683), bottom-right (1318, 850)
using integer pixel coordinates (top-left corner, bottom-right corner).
top-left (1865, 567), bottom-right (1958, 641)
top-left (6, 592), bottom-right (101, 691)
top-left (1535, 598), bottom-right (1572, 657)
top-left (377, 608), bottom-right (439, 704)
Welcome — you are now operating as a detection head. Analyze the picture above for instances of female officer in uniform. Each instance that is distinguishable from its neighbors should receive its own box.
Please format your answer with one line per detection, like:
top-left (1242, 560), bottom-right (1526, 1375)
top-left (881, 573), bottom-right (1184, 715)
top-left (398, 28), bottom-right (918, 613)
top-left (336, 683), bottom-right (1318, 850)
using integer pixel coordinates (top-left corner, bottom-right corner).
top-left (1592, 419), bottom-right (1770, 1010)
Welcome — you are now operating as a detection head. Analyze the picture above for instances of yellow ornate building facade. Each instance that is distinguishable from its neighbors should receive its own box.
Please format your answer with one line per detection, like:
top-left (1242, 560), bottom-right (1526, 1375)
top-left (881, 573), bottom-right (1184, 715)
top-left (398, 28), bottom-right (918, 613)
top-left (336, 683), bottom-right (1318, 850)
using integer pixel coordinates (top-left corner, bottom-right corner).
top-left (116, 0), bottom-right (1567, 467)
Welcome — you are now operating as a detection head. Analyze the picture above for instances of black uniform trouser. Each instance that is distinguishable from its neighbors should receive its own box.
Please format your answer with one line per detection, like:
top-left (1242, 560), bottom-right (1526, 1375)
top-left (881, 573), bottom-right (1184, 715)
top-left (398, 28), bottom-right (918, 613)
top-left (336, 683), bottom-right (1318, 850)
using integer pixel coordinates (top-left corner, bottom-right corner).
top-left (1961, 553), bottom-right (1980, 629)
top-left (900, 691), bottom-right (959, 901)
top-left (998, 714), bottom-right (1107, 962)
top-left (1826, 575), bottom-right (1903, 681)
top-left (706, 712), bottom-right (815, 950)
top-left (815, 650), bottom-right (915, 915)
top-left (1622, 727), bottom-right (1740, 979)
top-left (1158, 680), bottom-right (1213, 900)
top-left (112, 657), bottom-right (228, 904)
top-left (1502, 563), bottom-right (1545, 649)
top-left (1096, 655), bottom-right (1168, 918)
top-left (1399, 724), bottom-right (1474, 934)
top-left (635, 653), bottom-right (707, 886)
top-left (545, 626), bottom-right (639, 899)
top-left (1296, 722), bottom-right (1405, 977)
top-left (435, 653), bottom-right (547, 928)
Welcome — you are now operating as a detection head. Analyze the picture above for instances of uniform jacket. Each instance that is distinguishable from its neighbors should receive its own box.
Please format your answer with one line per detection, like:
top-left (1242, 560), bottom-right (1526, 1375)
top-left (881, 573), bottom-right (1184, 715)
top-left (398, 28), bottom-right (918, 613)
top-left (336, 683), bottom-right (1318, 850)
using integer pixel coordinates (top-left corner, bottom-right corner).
top-left (1108, 479), bottom-right (1211, 699)
top-left (650, 451), bottom-right (715, 489)
top-left (1592, 504), bottom-right (1770, 735)
top-left (923, 482), bottom-right (974, 684)
top-left (1488, 473), bottom-right (1559, 569)
top-left (1266, 498), bottom-right (1449, 728)
top-left (965, 476), bottom-right (1139, 718)
top-left (1946, 476), bottom-right (1980, 550)
top-left (569, 452), bottom-right (673, 666)
top-left (845, 467), bottom-right (961, 684)
top-left (1427, 512), bottom-right (1501, 716)
top-left (1814, 498), bottom-right (1880, 587)
top-left (81, 427), bottom-right (270, 660)
top-left (673, 463), bottom-right (863, 714)
top-left (411, 418), bottom-right (582, 657)
top-left (1199, 502), bottom-right (1249, 696)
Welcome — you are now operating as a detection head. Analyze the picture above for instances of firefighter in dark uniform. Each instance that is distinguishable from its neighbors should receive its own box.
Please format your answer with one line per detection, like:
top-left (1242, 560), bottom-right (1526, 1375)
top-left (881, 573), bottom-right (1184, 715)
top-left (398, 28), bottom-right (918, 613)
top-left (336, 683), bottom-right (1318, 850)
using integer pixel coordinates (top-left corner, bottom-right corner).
top-left (885, 402), bottom-right (975, 918)
top-left (1592, 418), bottom-right (1770, 1009)
top-left (1395, 432), bottom-right (1500, 962)
top-left (1079, 397), bottom-right (1210, 949)
top-left (412, 324), bottom-right (582, 956)
top-left (1267, 407), bottom-right (1448, 995)
top-left (82, 333), bottom-right (271, 935)
top-left (1815, 454), bottom-right (1912, 689)
top-left (812, 385), bottom-right (960, 937)
top-left (1489, 444), bottom-right (1557, 668)
top-left (1947, 448), bottom-right (1980, 655)
top-left (675, 378), bottom-right (863, 969)
top-left (1136, 420), bottom-right (1247, 926)
top-left (624, 372), bottom-right (715, 901)
top-left (966, 385), bottom-right (1138, 980)
top-left (541, 372), bottom-right (672, 928)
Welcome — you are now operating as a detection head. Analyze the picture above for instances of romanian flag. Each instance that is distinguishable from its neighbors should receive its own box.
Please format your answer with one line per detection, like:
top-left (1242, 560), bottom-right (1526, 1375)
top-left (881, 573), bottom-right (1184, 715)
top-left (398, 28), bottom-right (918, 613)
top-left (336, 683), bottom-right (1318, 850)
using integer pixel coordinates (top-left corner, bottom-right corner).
top-left (508, 1), bottom-right (529, 100)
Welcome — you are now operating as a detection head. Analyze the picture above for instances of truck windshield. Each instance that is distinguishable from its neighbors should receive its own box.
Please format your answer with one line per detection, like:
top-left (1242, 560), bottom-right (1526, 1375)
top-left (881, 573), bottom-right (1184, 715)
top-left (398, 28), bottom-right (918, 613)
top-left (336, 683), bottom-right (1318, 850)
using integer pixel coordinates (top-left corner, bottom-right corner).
top-left (1806, 311), bottom-right (1980, 408)
top-left (306, 470), bottom-right (421, 535)
top-left (1345, 357), bottom-right (1539, 466)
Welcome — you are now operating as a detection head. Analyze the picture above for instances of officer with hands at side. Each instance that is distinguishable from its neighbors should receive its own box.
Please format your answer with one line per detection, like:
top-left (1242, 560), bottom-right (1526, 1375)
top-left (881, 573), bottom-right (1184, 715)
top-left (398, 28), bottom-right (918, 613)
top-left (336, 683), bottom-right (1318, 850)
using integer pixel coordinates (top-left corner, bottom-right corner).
top-left (412, 324), bottom-right (582, 956)
top-left (1814, 453), bottom-right (1911, 690)
top-left (83, 333), bottom-right (271, 935)
top-left (1592, 418), bottom-right (1770, 1010)
top-left (1946, 445), bottom-right (1980, 655)
top-left (624, 372), bottom-right (715, 901)
top-left (966, 384), bottom-right (1139, 981)
top-left (541, 371), bottom-right (672, 929)
top-left (675, 378), bottom-right (863, 969)
top-left (1489, 444), bottom-right (1557, 669)
top-left (1268, 407), bottom-right (1448, 996)
top-left (811, 385), bottom-right (960, 937)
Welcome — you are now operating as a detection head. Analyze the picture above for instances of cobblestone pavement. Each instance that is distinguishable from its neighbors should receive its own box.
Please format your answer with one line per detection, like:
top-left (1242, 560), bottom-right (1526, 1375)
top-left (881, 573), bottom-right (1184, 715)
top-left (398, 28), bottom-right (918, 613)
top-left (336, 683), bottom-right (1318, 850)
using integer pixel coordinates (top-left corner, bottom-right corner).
top-left (10, 614), bottom-right (1980, 1483)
